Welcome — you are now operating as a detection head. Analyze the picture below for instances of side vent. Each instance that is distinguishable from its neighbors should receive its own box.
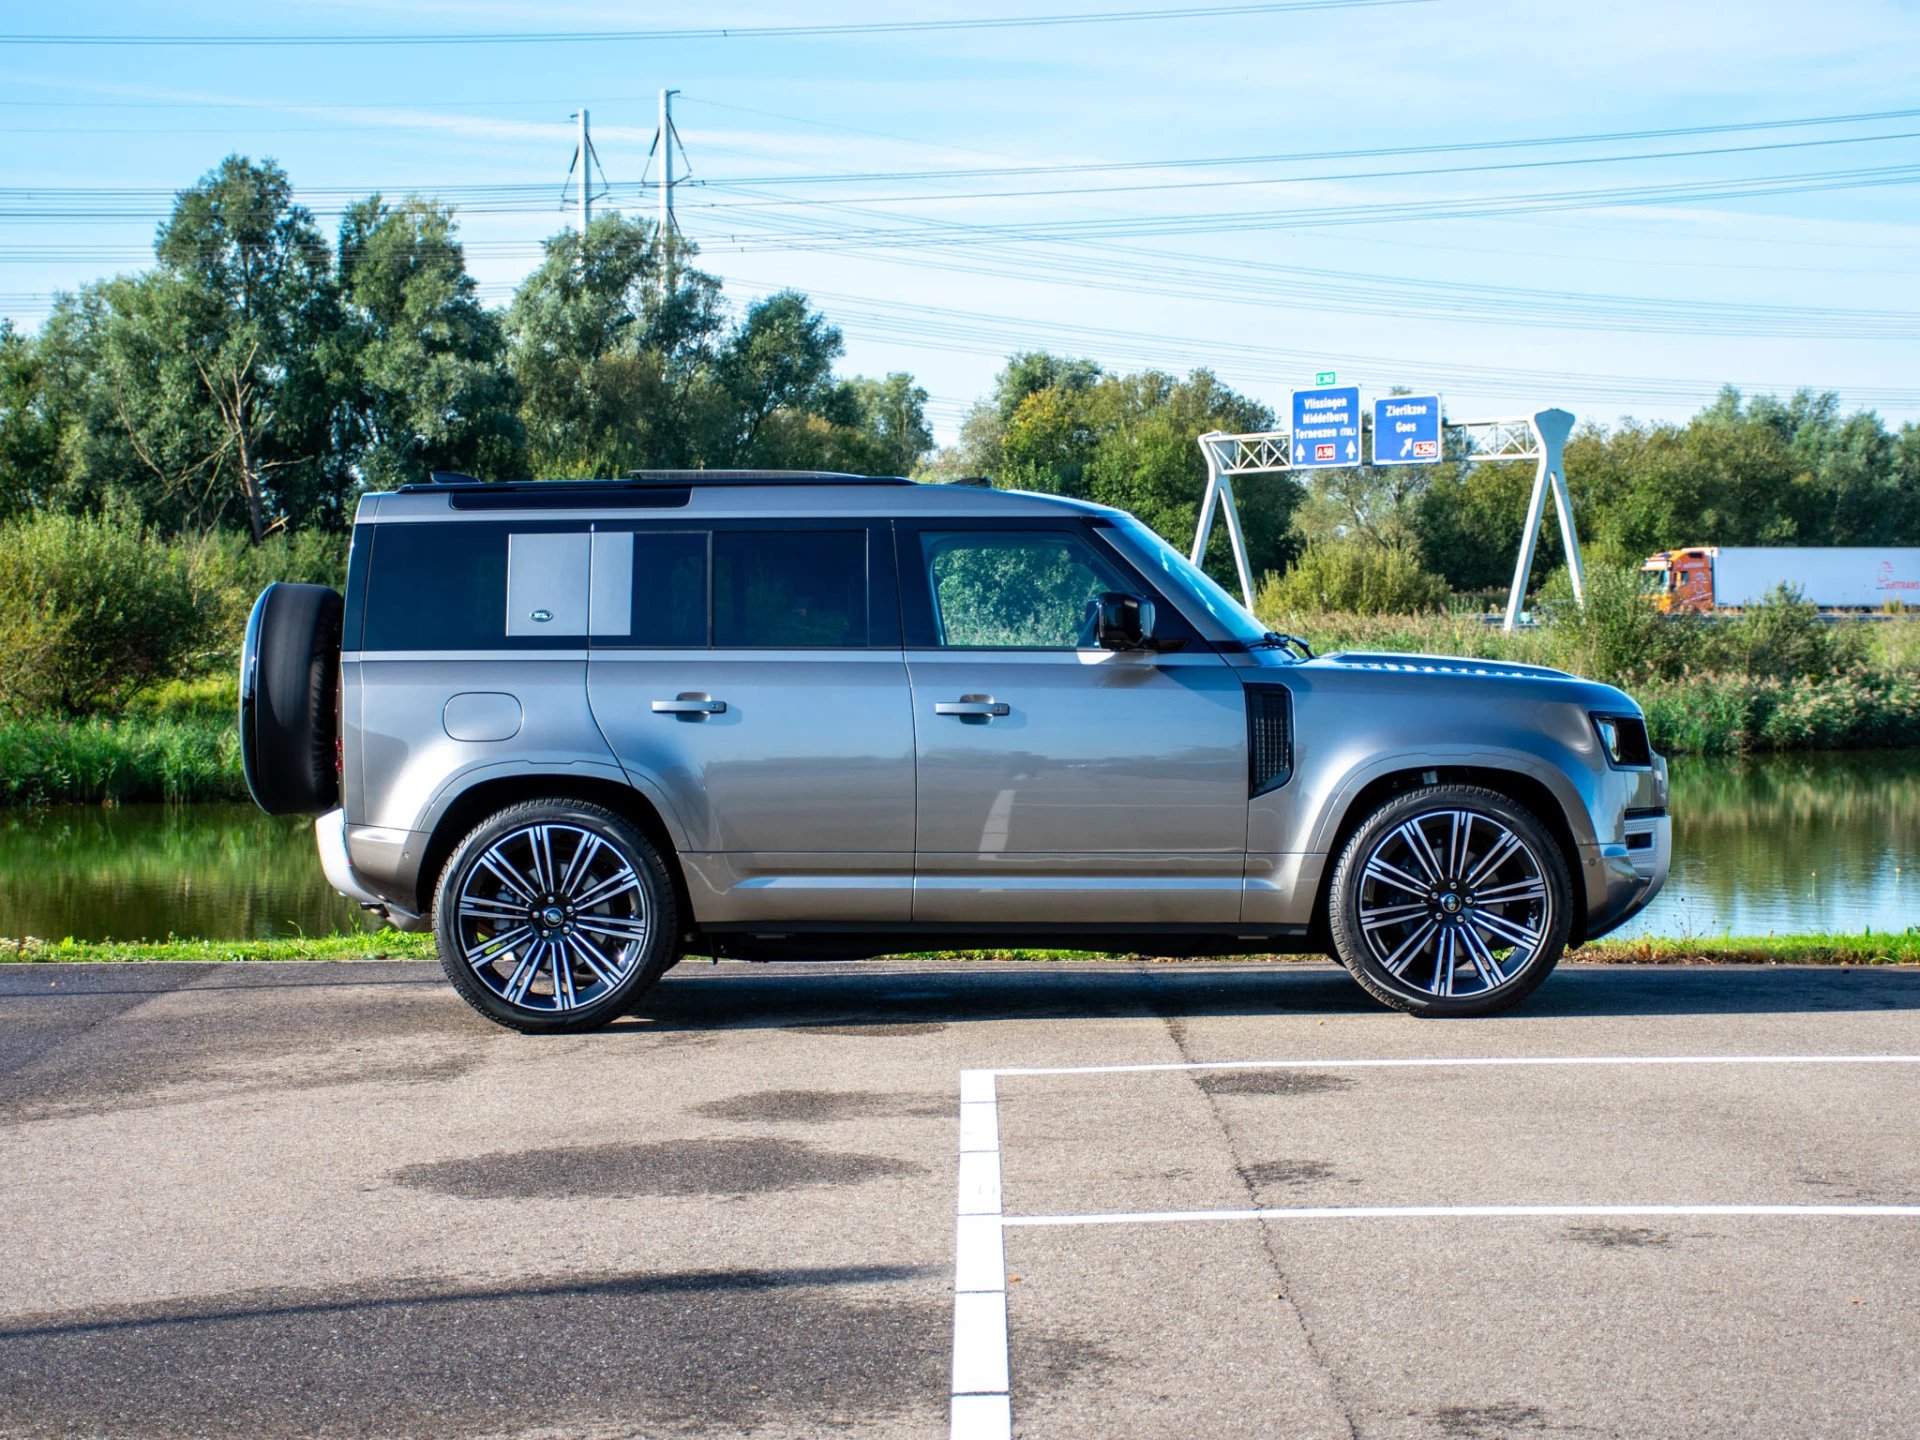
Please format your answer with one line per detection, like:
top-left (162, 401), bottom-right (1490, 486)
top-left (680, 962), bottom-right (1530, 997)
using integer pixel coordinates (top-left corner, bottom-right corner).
top-left (1247, 686), bottom-right (1293, 796)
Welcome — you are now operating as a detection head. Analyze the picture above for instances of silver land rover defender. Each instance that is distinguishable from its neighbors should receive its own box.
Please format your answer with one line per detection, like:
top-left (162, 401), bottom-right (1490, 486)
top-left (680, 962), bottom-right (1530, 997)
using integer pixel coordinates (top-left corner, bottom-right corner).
top-left (239, 470), bottom-right (1669, 1031)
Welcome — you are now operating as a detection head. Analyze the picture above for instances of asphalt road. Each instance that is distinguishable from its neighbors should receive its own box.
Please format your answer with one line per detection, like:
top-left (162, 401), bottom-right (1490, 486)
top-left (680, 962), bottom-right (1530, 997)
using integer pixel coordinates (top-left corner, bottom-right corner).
top-left (1, 958), bottom-right (1916, 1439)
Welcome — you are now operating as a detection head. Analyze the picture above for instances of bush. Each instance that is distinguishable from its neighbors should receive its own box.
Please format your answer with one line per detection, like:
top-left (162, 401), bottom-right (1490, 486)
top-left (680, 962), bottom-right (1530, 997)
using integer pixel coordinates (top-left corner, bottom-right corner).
top-left (1710, 584), bottom-right (1868, 681)
top-left (1536, 564), bottom-right (1702, 686)
top-left (176, 527), bottom-right (346, 668)
top-left (1258, 541), bottom-right (1451, 617)
top-left (0, 512), bottom-right (201, 717)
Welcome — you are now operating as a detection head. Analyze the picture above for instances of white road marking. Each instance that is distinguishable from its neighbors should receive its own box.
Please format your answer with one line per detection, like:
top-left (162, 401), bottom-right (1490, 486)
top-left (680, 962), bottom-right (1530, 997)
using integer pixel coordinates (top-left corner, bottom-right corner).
top-left (950, 1069), bottom-right (1010, 1440)
top-left (949, 1052), bottom-right (1920, 1440)
top-left (950, 1394), bottom-right (1013, 1440)
top-left (992, 1052), bottom-right (1920, 1079)
top-left (1002, 1203), bottom-right (1920, 1227)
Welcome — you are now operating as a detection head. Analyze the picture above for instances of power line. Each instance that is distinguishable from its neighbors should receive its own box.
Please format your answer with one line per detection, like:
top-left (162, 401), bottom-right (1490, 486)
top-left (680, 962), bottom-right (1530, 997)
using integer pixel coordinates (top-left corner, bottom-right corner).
top-left (679, 106), bottom-right (1920, 186)
top-left (0, 1), bottom-right (1435, 46)
top-left (673, 129), bottom-right (1920, 208)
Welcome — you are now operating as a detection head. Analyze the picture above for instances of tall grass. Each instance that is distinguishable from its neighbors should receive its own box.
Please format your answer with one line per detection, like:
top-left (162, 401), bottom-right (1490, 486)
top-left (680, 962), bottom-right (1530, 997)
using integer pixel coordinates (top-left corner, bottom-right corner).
top-left (0, 715), bottom-right (244, 805)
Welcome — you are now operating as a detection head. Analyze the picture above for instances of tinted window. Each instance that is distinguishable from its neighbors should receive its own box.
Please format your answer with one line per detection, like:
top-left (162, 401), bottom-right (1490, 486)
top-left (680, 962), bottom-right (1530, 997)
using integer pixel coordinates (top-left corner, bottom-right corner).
top-left (362, 523), bottom-right (509, 651)
top-left (713, 531), bottom-right (867, 648)
top-left (629, 531), bottom-right (707, 646)
top-left (922, 530), bottom-right (1129, 648)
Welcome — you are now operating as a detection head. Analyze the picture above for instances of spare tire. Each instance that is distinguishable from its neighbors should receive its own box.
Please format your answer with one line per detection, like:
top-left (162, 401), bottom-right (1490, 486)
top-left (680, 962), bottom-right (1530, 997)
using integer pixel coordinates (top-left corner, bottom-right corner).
top-left (240, 582), bottom-right (344, 816)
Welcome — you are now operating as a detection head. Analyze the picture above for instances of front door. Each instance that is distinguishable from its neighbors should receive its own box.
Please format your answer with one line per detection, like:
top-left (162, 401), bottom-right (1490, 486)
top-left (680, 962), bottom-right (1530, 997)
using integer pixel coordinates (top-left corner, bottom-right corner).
top-left (898, 522), bottom-right (1249, 925)
top-left (586, 521), bottom-right (915, 923)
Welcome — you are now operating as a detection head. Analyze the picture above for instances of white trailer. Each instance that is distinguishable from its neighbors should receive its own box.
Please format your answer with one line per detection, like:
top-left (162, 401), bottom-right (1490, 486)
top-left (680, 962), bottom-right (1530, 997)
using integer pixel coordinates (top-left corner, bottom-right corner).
top-left (1642, 546), bottom-right (1920, 611)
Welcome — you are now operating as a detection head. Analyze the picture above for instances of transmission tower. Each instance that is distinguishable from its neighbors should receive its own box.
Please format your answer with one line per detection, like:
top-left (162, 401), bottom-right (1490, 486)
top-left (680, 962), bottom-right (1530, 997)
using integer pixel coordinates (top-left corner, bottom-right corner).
top-left (562, 107), bottom-right (610, 233)
top-left (646, 88), bottom-right (691, 241)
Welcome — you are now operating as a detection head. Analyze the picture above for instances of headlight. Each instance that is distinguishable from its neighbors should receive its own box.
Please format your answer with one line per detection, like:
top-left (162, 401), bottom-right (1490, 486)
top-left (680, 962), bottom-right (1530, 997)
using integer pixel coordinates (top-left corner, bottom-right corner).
top-left (1591, 713), bottom-right (1652, 768)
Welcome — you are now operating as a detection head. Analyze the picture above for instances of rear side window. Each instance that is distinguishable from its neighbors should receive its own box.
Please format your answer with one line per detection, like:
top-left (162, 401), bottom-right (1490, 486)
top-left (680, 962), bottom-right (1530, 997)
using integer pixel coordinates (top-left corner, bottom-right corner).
top-left (362, 522), bottom-right (601, 651)
top-left (594, 527), bottom-right (872, 648)
top-left (714, 531), bottom-right (866, 648)
top-left (628, 532), bottom-right (707, 646)
top-left (362, 523), bottom-right (510, 651)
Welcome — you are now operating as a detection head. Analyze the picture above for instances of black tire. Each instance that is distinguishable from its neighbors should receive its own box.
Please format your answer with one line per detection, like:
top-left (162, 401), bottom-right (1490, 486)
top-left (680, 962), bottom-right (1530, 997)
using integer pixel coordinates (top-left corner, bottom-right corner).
top-left (433, 799), bottom-right (681, 1033)
top-left (239, 583), bottom-right (343, 816)
top-left (1327, 784), bottom-right (1573, 1018)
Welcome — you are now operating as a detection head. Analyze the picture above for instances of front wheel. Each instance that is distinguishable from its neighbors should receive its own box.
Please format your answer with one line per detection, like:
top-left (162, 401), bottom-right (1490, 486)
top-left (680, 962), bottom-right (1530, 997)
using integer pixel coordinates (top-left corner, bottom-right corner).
top-left (433, 800), bottom-right (680, 1033)
top-left (1327, 784), bottom-right (1573, 1017)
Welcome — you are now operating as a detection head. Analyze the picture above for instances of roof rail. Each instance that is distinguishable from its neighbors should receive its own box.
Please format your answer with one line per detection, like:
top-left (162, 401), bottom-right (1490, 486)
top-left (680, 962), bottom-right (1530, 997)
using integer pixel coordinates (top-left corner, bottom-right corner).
top-left (624, 469), bottom-right (914, 487)
top-left (397, 471), bottom-right (917, 497)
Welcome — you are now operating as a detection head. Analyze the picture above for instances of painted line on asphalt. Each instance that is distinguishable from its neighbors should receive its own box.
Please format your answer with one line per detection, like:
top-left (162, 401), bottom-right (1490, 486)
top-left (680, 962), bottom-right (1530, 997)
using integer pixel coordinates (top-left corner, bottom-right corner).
top-left (950, 1070), bottom-right (1009, 1440)
top-left (992, 1052), bottom-right (1920, 1079)
top-left (1002, 1203), bottom-right (1920, 1227)
top-left (949, 1052), bottom-right (1920, 1440)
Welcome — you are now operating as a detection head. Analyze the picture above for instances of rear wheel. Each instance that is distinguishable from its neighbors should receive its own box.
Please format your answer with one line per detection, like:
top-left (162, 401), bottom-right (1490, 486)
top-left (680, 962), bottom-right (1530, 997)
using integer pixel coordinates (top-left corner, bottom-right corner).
top-left (433, 800), bottom-right (680, 1033)
top-left (1328, 784), bottom-right (1572, 1017)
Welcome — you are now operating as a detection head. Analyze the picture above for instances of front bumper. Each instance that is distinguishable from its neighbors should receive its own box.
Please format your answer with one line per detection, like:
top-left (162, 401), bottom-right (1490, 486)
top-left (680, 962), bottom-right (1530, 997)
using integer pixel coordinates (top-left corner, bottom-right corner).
top-left (1582, 811), bottom-right (1672, 941)
top-left (314, 808), bottom-right (431, 931)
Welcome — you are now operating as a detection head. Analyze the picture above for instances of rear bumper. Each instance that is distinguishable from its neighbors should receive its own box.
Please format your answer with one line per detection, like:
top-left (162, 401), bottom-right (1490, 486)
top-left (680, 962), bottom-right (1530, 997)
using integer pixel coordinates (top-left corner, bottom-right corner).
top-left (315, 808), bottom-right (431, 932)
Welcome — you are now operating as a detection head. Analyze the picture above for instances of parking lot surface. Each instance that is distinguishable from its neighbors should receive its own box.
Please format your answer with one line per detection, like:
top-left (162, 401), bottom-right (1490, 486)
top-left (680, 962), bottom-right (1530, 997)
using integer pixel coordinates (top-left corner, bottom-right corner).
top-left (1, 958), bottom-right (1916, 1439)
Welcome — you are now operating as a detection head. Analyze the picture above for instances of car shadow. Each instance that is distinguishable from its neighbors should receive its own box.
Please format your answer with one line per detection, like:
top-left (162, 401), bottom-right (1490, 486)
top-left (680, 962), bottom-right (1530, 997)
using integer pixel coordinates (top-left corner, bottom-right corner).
top-left (609, 959), bottom-right (1920, 1034)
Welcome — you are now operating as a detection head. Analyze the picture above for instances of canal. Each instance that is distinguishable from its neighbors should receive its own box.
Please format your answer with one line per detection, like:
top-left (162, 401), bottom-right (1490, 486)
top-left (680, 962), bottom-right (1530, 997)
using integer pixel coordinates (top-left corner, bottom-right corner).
top-left (0, 751), bottom-right (1915, 943)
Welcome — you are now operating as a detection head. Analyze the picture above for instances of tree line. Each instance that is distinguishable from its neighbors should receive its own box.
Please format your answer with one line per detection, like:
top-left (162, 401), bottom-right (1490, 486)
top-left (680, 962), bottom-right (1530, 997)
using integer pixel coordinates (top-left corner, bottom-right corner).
top-left (1, 151), bottom-right (1916, 595)
top-left (0, 155), bottom-right (934, 541)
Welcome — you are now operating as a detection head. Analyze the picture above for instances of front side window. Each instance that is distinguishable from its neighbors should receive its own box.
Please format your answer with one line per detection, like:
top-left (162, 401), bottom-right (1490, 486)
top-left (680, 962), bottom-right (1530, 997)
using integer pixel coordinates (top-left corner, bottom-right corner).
top-left (920, 530), bottom-right (1131, 648)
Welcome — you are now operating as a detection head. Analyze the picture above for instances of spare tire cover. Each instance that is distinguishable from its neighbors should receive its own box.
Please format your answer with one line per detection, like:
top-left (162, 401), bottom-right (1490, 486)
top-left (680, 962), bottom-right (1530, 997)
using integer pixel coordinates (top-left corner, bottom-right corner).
top-left (240, 582), bottom-right (344, 815)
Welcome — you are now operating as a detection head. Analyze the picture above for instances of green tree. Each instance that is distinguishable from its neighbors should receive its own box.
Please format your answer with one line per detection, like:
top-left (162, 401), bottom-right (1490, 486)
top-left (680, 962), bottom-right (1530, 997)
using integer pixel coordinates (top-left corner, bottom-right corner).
top-left (844, 372), bottom-right (934, 476)
top-left (506, 213), bottom-right (723, 475)
top-left (971, 357), bottom-right (1293, 583)
top-left (337, 196), bottom-right (523, 488)
top-left (38, 157), bottom-right (350, 539)
top-left (0, 322), bottom-right (56, 518)
top-left (714, 290), bottom-right (847, 465)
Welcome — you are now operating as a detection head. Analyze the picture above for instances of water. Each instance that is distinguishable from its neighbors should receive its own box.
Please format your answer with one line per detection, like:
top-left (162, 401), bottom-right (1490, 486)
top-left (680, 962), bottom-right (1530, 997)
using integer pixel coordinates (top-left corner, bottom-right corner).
top-left (1, 755), bottom-right (1916, 942)
top-left (0, 804), bottom-right (375, 943)
top-left (1633, 751), bottom-right (1920, 940)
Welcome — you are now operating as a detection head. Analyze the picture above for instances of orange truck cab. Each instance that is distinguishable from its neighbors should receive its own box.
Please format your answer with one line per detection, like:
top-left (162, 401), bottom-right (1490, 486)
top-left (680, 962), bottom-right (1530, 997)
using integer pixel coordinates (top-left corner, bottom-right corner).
top-left (1640, 548), bottom-right (1715, 613)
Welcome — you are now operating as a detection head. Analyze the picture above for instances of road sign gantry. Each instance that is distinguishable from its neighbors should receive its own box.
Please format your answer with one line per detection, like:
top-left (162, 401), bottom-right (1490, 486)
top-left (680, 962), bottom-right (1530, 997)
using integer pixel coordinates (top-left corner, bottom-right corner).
top-left (1191, 406), bottom-right (1584, 632)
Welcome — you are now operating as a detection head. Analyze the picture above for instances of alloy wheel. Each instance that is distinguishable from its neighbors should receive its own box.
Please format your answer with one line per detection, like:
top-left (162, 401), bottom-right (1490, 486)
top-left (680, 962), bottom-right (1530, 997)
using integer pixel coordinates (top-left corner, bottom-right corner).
top-left (451, 822), bottom-right (650, 1013)
top-left (1354, 808), bottom-right (1552, 998)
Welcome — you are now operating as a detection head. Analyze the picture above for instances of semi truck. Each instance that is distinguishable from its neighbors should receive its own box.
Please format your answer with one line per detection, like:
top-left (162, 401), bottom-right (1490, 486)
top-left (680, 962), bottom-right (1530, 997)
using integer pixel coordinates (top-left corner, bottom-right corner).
top-left (1641, 546), bottom-right (1920, 613)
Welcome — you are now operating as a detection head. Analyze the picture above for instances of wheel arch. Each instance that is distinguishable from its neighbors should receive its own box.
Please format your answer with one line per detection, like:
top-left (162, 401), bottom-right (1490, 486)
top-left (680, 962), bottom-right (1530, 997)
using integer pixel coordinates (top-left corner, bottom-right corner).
top-left (1309, 764), bottom-right (1591, 946)
top-left (414, 772), bottom-right (692, 935)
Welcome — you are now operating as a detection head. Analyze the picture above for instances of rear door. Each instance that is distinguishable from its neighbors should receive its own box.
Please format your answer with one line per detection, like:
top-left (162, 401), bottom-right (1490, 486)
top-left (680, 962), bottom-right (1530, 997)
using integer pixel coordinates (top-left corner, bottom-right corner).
top-left (586, 520), bottom-right (916, 924)
top-left (898, 520), bottom-right (1250, 925)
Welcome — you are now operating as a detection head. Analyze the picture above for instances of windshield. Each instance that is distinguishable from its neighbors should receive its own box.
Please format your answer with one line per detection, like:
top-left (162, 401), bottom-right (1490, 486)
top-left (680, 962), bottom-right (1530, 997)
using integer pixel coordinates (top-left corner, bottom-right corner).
top-left (1106, 515), bottom-right (1269, 644)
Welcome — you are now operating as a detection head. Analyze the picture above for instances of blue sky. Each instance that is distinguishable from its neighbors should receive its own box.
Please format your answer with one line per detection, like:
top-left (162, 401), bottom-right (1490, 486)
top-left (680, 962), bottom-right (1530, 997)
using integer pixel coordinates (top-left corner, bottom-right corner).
top-left (4, 0), bottom-right (1919, 442)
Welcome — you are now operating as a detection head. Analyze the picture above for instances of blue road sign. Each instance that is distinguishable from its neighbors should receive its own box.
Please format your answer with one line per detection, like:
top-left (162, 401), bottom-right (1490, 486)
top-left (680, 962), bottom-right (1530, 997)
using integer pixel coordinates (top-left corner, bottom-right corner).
top-left (1372, 394), bottom-right (1443, 465)
top-left (1291, 386), bottom-right (1361, 468)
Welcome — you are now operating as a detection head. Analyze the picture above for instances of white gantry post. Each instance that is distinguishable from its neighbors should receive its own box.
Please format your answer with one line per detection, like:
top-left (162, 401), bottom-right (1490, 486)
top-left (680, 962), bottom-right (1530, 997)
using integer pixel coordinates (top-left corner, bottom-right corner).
top-left (1501, 407), bottom-right (1581, 632)
top-left (1191, 431), bottom-right (1274, 613)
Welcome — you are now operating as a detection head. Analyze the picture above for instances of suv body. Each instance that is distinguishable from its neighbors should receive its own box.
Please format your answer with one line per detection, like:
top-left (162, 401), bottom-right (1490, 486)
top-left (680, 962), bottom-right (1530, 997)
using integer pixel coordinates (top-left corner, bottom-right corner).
top-left (260, 471), bottom-right (1668, 1027)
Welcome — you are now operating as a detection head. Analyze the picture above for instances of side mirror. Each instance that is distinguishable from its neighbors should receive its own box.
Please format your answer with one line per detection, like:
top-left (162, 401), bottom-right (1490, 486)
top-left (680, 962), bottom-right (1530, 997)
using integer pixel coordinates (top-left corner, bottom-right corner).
top-left (1094, 592), bottom-right (1156, 651)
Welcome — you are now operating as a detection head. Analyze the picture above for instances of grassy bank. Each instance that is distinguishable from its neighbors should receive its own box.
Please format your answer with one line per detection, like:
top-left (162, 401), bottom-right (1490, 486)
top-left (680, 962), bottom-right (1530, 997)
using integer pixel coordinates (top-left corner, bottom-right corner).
top-left (5, 930), bottom-right (1917, 966)
top-left (0, 713), bottom-right (244, 805)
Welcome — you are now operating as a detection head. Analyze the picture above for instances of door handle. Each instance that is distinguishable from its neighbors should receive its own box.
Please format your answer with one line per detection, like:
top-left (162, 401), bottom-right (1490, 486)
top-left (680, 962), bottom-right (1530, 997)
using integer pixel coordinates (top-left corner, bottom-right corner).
top-left (652, 696), bottom-right (727, 716)
top-left (934, 698), bottom-right (1010, 718)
